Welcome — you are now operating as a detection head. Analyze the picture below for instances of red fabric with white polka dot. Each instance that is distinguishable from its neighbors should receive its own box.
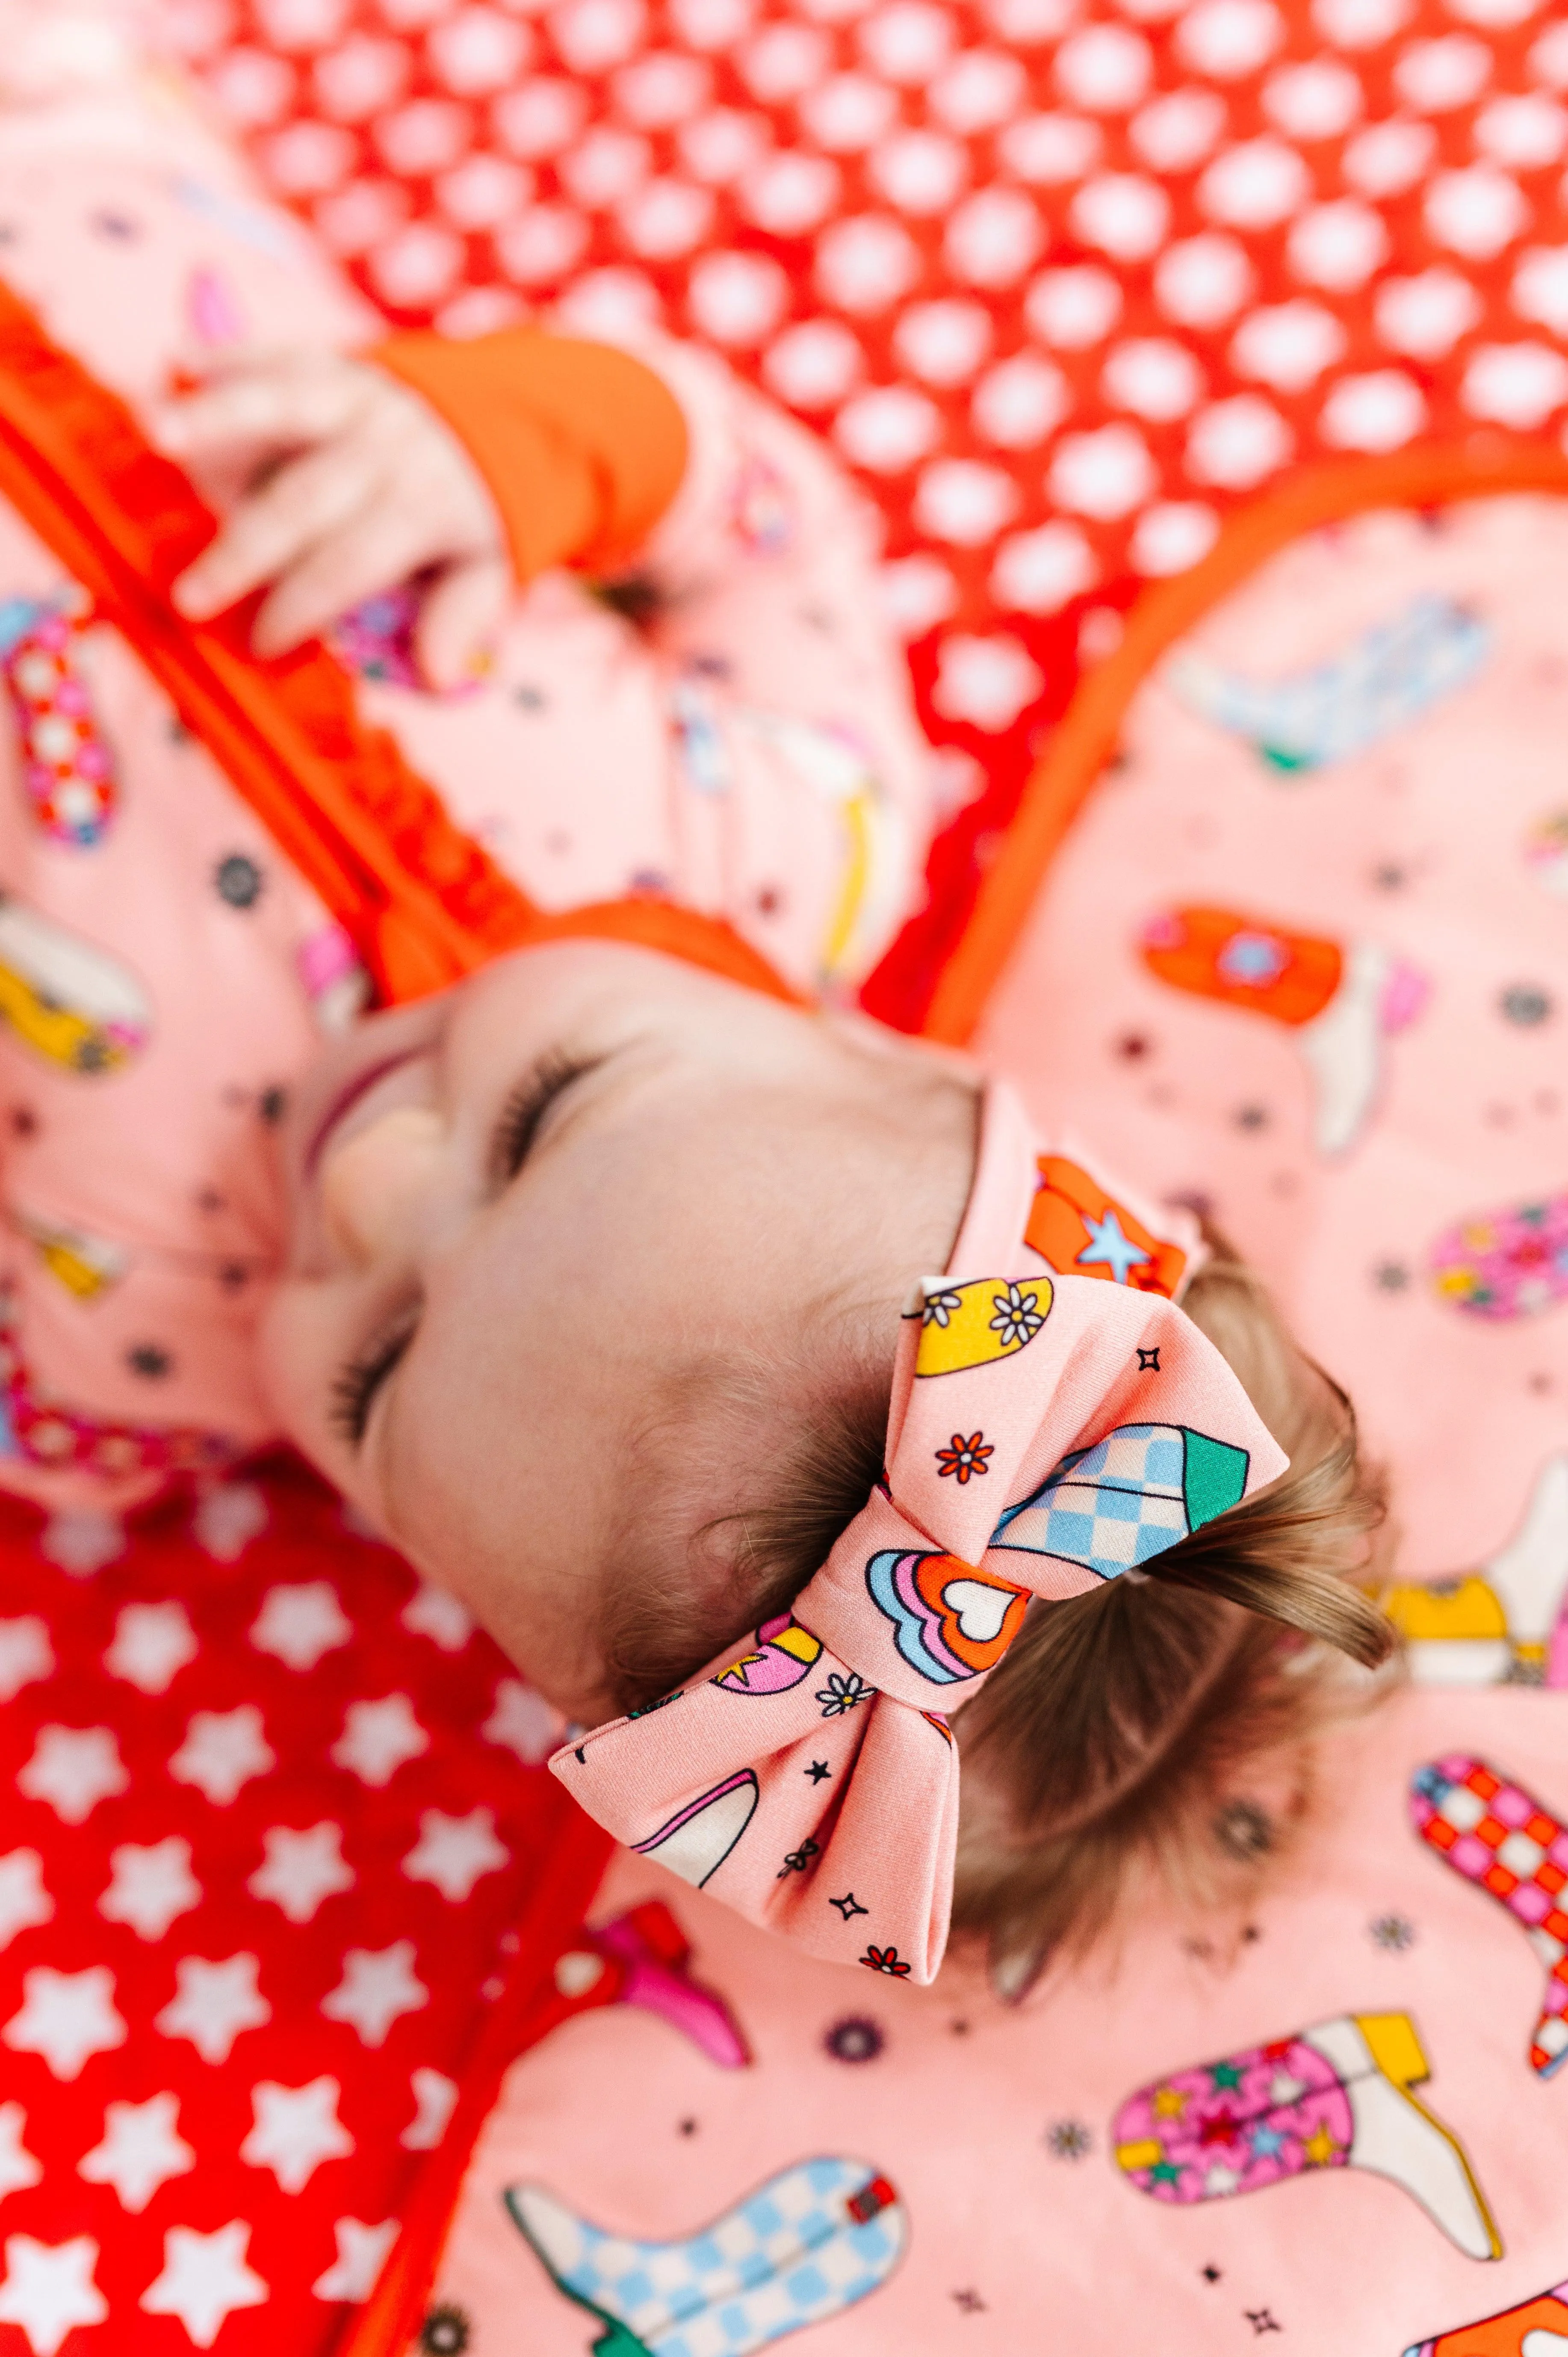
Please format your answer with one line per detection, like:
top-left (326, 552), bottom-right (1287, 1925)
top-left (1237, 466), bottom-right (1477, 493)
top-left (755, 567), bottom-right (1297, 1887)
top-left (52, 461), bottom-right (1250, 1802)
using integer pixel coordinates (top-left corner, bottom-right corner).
top-left (0, 1457), bottom-right (574, 2353)
top-left (174, 0), bottom-right (1568, 1028)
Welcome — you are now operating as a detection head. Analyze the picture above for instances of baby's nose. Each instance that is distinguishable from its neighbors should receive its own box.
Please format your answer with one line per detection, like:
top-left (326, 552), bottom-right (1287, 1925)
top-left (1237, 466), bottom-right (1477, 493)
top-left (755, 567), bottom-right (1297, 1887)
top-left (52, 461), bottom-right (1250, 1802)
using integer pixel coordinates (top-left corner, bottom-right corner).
top-left (319, 1104), bottom-right (446, 1269)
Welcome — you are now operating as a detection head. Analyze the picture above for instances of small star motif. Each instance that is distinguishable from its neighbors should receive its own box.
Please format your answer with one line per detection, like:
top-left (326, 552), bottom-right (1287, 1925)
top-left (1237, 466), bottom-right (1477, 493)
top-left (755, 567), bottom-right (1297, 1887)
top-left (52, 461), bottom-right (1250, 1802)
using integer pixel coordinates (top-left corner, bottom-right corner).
top-left (805, 1760), bottom-right (831, 1783)
top-left (1370, 1912), bottom-right (1416, 1952)
top-left (1202, 2266), bottom-right (1222, 2284)
top-left (140, 2221), bottom-right (267, 2342)
top-left (1250, 2121), bottom-right (1286, 2159)
top-left (402, 1807), bottom-right (509, 1902)
top-left (1045, 2119), bottom-right (1092, 2159)
top-left (104, 1601), bottom-right (198, 1696)
top-left (1204, 2162), bottom-right (1241, 2195)
top-left (401, 2067), bottom-right (458, 2151)
top-left (1245, 2311), bottom-right (1283, 2336)
top-left (677, 2118), bottom-right (697, 2137)
top-left (1152, 2086), bottom-right (1188, 2119)
top-left (1373, 1260), bottom-right (1411, 1291)
top-left (79, 2093), bottom-right (195, 2213)
top-left (1076, 1207), bottom-right (1152, 1285)
top-left (321, 1942), bottom-right (429, 2047)
top-left (480, 1678), bottom-right (560, 1765)
top-left (1302, 2123), bottom-right (1341, 2166)
top-left (311, 2218), bottom-right (398, 2302)
top-left (1147, 2158), bottom-right (1182, 2187)
top-left (155, 1953), bottom-right (269, 2064)
top-left (3, 1964), bottom-right (126, 2079)
top-left (249, 1582), bottom-right (351, 1672)
top-left (951, 2289), bottom-right (986, 2313)
top-left (829, 1892), bottom-right (868, 1922)
top-left (169, 1705), bottom-right (275, 1806)
top-left (330, 1694), bottom-right (430, 1788)
top-left (240, 2075), bottom-right (353, 2193)
top-left (17, 1724), bottom-right (127, 1824)
top-left (249, 1822), bottom-right (354, 1923)
top-left (98, 1836), bottom-right (201, 1942)
top-left (0, 2235), bottom-right (108, 2349)
top-left (1208, 2061), bottom-right (1244, 2091)
top-left (1137, 1346), bottom-right (1160, 1371)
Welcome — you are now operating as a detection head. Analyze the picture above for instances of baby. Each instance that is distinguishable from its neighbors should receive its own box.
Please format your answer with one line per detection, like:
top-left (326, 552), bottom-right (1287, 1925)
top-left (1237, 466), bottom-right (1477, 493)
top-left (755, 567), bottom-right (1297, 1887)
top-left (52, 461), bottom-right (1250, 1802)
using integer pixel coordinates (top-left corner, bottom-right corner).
top-left (0, 5), bottom-right (1389, 1985)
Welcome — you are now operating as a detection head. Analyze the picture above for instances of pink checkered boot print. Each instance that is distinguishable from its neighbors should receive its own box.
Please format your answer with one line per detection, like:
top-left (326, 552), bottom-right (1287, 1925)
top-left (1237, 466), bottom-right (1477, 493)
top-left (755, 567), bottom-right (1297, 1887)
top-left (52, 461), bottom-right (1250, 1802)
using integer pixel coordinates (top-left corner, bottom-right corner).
top-left (0, 587), bottom-right (117, 845)
top-left (1411, 1756), bottom-right (1568, 2077)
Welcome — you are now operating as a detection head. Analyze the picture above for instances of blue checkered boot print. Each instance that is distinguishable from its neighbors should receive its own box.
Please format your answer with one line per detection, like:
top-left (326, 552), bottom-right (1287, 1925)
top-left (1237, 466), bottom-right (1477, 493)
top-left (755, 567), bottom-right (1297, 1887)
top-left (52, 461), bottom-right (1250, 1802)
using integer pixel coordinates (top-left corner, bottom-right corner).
top-left (505, 2156), bottom-right (906, 2356)
top-left (990, 1421), bottom-right (1249, 1581)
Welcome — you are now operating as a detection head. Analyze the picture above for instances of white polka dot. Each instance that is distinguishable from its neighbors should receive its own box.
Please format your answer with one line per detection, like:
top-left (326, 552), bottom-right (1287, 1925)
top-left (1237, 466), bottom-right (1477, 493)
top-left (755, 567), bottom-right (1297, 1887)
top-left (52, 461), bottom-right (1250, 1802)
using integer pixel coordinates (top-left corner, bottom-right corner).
top-left (550, 0), bottom-right (647, 73)
top-left (164, 0), bottom-right (238, 61)
top-left (312, 35), bottom-right (407, 122)
top-left (1476, 94), bottom-right (1568, 167)
top-left (1129, 501), bottom-right (1220, 574)
top-left (670, 0), bottom-right (754, 45)
top-left (981, 0), bottom-right (1076, 38)
top-left (1374, 267), bottom-right (1481, 356)
top-left (1154, 232), bottom-right (1254, 325)
top-left (1530, 22), bottom-right (1568, 88)
top-left (929, 50), bottom-right (1027, 133)
top-left (1071, 174), bottom-right (1170, 260)
top-left (437, 152), bottom-right (532, 229)
top-left (262, 120), bottom-right (355, 194)
top-left (1230, 298), bottom-right (1346, 387)
top-left (1199, 138), bottom-right (1311, 228)
top-left (554, 266), bottom-right (664, 337)
top-left (764, 319), bottom-right (865, 407)
top-left (379, 0), bottom-right (460, 23)
top-left (996, 113), bottom-right (1104, 183)
top-left (1425, 167), bottom-right (1529, 259)
top-left (946, 187), bottom-right (1043, 285)
top-left (1048, 422), bottom-right (1159, 518)
top-left (1264, 58), bottom-right (1363, 139)
top-left (914, 458), bottom-right (1019, 544)
top-left (1447, 0), bottom-right (1542, 23)
top-left (835, 384), bottom-right (943, 471)
top-left (1341, 118), bottom-right (1435, 194)
top-left (815, 215), bottom-right (923, 313)
top-left (1175, 0), bottom-right (1284, 80)
top-left (1320, 368), bottom-right (1426, 449)
top-left (893, 299), bottom-right (993, 386)
top-left (1130, 88), bottom-right (1227, 171)
top-left (620, 177), bottom-right (713, 258)
top-left (1311, 0), bottom-right (1411, 45)
top-left (1185, 394), bottom-right (1292, 488)
top-left (1102, 337), bottom-right (1205, 419)
top-left (560, 128), bottom-right (650, 208)
top-left (687, 248), bottom-right (789, 343)
top-left (1054, 22), bottom-right (1152, 112)
top-left (868, 131), bottom-right (970, 215)
top-left (742, 153), bottom-right (842, 234)
top-left (254, 0), bottom-right (350, 49)
top-left (368, 222), bottom-right (465, 308)
top-left (428, 7), bottom-right (532, 95)
top-left (1025, 264), bottom-right (1122, 347)
top-left (1288, 198), bottom-right (1389, 287)
top-left (1513, 243), bottom-right (1568, 334)
top-left (207, 47), bottom-right (298, 129)
top-left (1462, 339), bottom-right (1568, 427)
top-left (991, 520), bottom-right (1096, 612)
top-left (492, 80), bottom-right (587, 160)
top-left (880, 554), bottom-right (957, 638)
top-left (497, 204), bottom-right (589, 284)
top-left (434, 286), bottom-right (524, 338)
top-left (738, 21), bottom-right (830, 99)
top-left (314, 178), bottom-right (409, 257)
top-left (858, 1), bottom-right (955, 83)
top-left (375, 98), bottom-right (472, 176)
top-left (931, 634), bottom-right (1043, 730)
top-left (799, 74), bottom-right (899, 151)
top-left (1394, 35), bottom-right (1490, 112)
top-left (677, 110), bottom-right (770, 184)
top-left (612, 51), bottom-right (712, 127)
top-left (972, 352), bottom-right (1070, 444)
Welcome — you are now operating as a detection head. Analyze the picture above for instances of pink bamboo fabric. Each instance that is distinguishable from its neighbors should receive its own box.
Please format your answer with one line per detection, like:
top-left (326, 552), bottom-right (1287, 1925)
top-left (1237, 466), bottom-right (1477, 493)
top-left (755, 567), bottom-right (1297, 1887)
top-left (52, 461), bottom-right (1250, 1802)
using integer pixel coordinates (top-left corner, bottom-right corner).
top-left (552, 1083), bottom-right (1288, 1984)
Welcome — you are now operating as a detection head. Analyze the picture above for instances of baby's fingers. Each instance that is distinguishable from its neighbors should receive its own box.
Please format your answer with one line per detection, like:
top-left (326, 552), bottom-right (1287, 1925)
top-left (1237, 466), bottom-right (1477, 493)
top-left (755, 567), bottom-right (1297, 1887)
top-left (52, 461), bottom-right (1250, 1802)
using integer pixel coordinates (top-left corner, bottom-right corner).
top-left (154, 351), bottom-right (370, 462)
top-left (249, 506), bottom-right (451, 659)
top-left (414, 555), bottom-right (511, 693)
top-left (171, 435), bottom-right (382, 624)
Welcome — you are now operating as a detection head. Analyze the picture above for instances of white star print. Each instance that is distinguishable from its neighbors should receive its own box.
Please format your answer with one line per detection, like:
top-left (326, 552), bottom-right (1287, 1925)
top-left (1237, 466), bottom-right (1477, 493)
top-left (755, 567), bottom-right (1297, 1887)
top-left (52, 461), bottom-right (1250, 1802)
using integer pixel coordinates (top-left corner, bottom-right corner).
top-left (154, 1953), bottom-right (270, 2064)
top-left (191, 1481), bottom-right (268, 1563)
top-left (0, 2236), bottom-right (107, 2355)
top-left (16, 1726), bottom-right (127, 1824)
top-left (402, 1807), bottom-right (508, 1902)
top-left (249, 1582), bottom-right (351, 1671)
top-left (248, 1822), bottom-right (354, 1922)
top-left (240, 2076), bottom-right (353, 2193)
top-left (78, 2093), bottom-right (194, 2213)
top-left (0, 1851), bottom-right (52, 1950)
top-left (0, 1616), bottom-right (52, 1702)
top-left (329, 1695), bottom-right (429, 1787)
top-left (400, 2067), bottom-right (457, 2150)
top-left (104, 1601), bottom-right (198, 1695)
top-left (3, 1967), bottom-right (125, 2081)
top-left (1269, 2067), bottom-right (1308, 2106)
top-left (481, 1677), bottom-right (561, 1766)
top-left (39, 1510), bottom-right (123, 1576)
top-left (169, 1706), bottom-right (275, 1806)
top-left (400, 1582), bottom-right (473, 1651)
top-left (98, 1837), bottom-right (202, 1943)
top-left (140, 2222), bottom-right (267, 2347)
top-left (321, 1942), bottom-right (428, 2048)
top-left (0, 2105), bottom-right (41, 2200)
top-left (311, 2217), bottom-right (398, 2302)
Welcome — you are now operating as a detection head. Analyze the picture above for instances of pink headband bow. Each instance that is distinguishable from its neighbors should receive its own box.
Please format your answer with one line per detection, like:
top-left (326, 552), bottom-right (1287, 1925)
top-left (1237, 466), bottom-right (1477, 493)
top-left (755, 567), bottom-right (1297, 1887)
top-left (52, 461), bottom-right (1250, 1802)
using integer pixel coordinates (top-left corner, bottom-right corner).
top-left (552, 1082), bottom-right (1288, 1986)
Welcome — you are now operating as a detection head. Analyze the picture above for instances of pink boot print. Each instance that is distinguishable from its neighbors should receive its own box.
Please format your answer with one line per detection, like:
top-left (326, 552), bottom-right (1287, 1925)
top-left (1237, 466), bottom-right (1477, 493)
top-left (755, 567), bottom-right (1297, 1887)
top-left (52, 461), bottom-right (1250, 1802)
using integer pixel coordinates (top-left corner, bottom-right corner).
top-left (1411, 1757), bottom-right (1568, 2078)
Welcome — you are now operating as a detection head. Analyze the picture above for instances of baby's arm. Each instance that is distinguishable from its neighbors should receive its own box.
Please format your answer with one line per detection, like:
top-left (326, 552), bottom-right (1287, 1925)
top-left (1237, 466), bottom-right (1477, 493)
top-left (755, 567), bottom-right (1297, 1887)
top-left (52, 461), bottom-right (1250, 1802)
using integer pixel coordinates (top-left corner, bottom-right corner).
top-left (158, 328), bottom-right (687, 689)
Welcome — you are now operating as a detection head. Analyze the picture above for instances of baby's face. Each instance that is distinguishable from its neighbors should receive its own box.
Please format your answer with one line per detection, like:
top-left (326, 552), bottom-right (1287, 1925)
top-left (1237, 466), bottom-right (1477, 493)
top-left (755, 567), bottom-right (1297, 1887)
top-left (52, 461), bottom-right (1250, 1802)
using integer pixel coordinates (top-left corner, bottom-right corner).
top-left (261, 943), bottom-right (974, 1721)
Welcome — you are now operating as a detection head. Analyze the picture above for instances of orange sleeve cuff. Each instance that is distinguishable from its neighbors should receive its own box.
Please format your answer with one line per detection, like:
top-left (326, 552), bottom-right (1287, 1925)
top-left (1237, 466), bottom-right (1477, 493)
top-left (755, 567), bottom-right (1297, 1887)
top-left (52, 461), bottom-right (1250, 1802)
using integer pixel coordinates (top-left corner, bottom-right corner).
top-left (368, 326), bottom-right (690, 583)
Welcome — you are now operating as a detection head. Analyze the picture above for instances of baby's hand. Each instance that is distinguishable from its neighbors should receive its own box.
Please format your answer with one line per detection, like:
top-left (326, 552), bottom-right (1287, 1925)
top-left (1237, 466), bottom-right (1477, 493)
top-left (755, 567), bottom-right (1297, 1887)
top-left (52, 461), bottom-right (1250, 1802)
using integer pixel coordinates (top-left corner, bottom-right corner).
top-left (157, 347), bottom-right (511, 691)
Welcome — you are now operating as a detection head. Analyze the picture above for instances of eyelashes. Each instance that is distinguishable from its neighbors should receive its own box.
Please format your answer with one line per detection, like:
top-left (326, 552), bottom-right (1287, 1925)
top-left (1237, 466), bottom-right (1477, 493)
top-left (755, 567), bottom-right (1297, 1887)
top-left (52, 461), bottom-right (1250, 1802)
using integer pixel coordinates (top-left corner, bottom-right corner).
top-left (328, 1316), bottom-right (416, 1448)
top-left (491, 1047), bottom-right (598, 1185)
